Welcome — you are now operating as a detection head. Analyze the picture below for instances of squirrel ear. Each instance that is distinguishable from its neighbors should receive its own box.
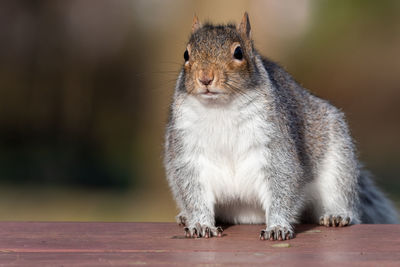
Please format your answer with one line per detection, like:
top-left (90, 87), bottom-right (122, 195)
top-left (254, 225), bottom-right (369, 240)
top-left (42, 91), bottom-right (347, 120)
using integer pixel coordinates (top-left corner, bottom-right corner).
top-left (237, 12), bottom-right (251, 39)
top-left (192, 14), bottom-right (202, 33)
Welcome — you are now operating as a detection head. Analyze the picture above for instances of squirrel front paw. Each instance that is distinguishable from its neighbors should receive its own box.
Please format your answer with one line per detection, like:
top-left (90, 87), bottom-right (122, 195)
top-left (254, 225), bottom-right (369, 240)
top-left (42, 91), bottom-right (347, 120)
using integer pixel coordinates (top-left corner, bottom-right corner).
top-left (319, 214), bottom-right (351, 227)
top-left (260, 225), bottom-right (294, 241)
top-left (184, 223), bottom-right (223, 238)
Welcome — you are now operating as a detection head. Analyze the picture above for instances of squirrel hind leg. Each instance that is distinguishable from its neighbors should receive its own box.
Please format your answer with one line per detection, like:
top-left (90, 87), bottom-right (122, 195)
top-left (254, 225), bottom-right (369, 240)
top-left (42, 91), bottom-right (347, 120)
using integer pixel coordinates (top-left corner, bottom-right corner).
top-left (310, 141), bottom-right (361, 226)
top-left (319, 214), bottom-right (351, 227)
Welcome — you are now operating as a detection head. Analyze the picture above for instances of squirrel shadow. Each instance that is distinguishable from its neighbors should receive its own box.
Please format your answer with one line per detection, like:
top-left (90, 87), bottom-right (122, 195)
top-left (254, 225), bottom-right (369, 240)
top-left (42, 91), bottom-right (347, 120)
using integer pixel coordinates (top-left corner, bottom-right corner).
top-left (218, 222), bottom-right (321, 236)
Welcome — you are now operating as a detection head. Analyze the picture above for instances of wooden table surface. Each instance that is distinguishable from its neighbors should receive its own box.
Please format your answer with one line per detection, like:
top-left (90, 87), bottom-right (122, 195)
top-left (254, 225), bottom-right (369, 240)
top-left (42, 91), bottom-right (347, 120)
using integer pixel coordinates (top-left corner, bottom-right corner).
top-left (0, 222), bottom-right (399, 266)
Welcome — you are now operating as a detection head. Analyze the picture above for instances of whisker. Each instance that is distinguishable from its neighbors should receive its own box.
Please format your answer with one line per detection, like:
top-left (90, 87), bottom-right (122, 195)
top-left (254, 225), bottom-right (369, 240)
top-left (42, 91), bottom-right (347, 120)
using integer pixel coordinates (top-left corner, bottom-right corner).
top-left (224, 82), bottom-right (265, 111)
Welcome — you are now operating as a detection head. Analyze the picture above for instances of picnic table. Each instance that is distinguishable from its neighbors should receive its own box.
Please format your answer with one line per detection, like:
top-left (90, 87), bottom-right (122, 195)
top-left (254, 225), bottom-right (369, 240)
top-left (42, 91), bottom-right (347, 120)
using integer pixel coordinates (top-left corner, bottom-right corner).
top-left (0, 222), bottom-right (399, 266)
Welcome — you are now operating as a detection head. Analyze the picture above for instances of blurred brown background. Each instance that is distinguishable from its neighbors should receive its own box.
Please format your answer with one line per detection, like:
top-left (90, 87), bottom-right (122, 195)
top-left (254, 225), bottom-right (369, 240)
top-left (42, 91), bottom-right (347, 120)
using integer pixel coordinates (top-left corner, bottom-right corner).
top-left (0, 0), bottom-right (399, 221)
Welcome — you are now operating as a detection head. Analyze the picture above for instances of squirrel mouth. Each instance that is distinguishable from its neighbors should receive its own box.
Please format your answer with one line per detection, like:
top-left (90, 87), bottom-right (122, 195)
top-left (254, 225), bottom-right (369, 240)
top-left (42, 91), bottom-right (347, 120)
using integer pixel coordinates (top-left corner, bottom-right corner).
top-left (200, 92), bottom-right (219, 99)
top-left (205, 90), bottom-right (217, 95)
top-left (199, 89), bottom-right (224, 97)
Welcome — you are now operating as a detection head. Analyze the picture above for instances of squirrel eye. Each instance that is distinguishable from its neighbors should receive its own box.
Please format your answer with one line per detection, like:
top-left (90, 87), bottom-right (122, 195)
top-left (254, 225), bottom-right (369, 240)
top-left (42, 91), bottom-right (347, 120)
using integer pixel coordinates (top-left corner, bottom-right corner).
top-left (184, 50), bottom-right (189, 62)
top-left (233, 46), bottom-right (243, 60)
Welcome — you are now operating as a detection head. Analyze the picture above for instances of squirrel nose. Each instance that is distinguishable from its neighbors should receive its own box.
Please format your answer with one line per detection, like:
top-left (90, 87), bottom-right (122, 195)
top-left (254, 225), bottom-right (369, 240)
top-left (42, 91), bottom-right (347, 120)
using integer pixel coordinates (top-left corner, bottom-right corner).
top-left (198, 72), bottom-right (214, 86)
top-left (199, 77), bottom-right (213, 86)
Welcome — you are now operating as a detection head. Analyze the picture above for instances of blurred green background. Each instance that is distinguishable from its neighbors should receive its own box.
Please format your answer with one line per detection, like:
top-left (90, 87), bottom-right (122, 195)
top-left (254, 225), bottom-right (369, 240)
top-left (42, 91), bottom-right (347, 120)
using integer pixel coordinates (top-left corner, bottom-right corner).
top-left (0, 0), bottom-right (399, 221)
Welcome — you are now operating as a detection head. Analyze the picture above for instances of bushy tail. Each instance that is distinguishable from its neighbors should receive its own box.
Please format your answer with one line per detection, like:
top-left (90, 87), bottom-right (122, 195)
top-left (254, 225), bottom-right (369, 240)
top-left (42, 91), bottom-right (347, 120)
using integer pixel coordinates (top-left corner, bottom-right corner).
top-left (358, 170), bottom-right (399, 223)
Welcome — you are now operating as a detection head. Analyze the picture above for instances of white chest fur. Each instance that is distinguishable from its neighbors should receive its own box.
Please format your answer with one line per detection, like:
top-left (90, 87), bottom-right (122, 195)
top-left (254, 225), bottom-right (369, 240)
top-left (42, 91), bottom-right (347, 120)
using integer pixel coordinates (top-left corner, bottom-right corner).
top-left (174, 95), bottom-right (272, 223)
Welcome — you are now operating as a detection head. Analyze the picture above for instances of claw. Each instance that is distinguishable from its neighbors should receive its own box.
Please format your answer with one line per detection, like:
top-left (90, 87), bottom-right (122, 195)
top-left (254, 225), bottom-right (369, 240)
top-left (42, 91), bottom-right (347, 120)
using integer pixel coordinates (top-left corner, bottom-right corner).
top-left (192, 228), bottom-right (198, 238)
top-left (260, 230), bottom-right (265, 240)
top-left (332, 216), bottom-right (337, 227)
top-left (177, 214), bottom-right (188, 227)
top-left (204, 227), bottom-right (210, 238)
top-left (269, 230), bottom-right (274, 241)
top-left (217, 226), bottom-right (223, 237)
top-left (184, 227), bottom-right (190, 238)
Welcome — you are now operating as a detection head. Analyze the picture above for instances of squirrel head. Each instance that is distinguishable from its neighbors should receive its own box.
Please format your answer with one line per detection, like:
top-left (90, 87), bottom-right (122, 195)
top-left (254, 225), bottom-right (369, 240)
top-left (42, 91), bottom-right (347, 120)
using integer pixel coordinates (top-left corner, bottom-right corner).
top-left (181, 13), bottom-right (258, 104)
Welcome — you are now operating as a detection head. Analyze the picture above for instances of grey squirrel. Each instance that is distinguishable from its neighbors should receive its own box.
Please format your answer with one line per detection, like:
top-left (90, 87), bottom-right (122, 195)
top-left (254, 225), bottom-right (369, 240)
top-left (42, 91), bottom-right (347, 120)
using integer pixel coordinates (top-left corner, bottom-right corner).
top-left (164, 13), bottom-right (398, 240)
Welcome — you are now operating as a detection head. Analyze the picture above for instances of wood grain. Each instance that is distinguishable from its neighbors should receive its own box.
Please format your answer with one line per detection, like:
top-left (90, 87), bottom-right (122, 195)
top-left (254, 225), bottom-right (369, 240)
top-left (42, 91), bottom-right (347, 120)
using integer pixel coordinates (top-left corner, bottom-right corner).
top-left (0, 222), bottom-right (399, 266)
